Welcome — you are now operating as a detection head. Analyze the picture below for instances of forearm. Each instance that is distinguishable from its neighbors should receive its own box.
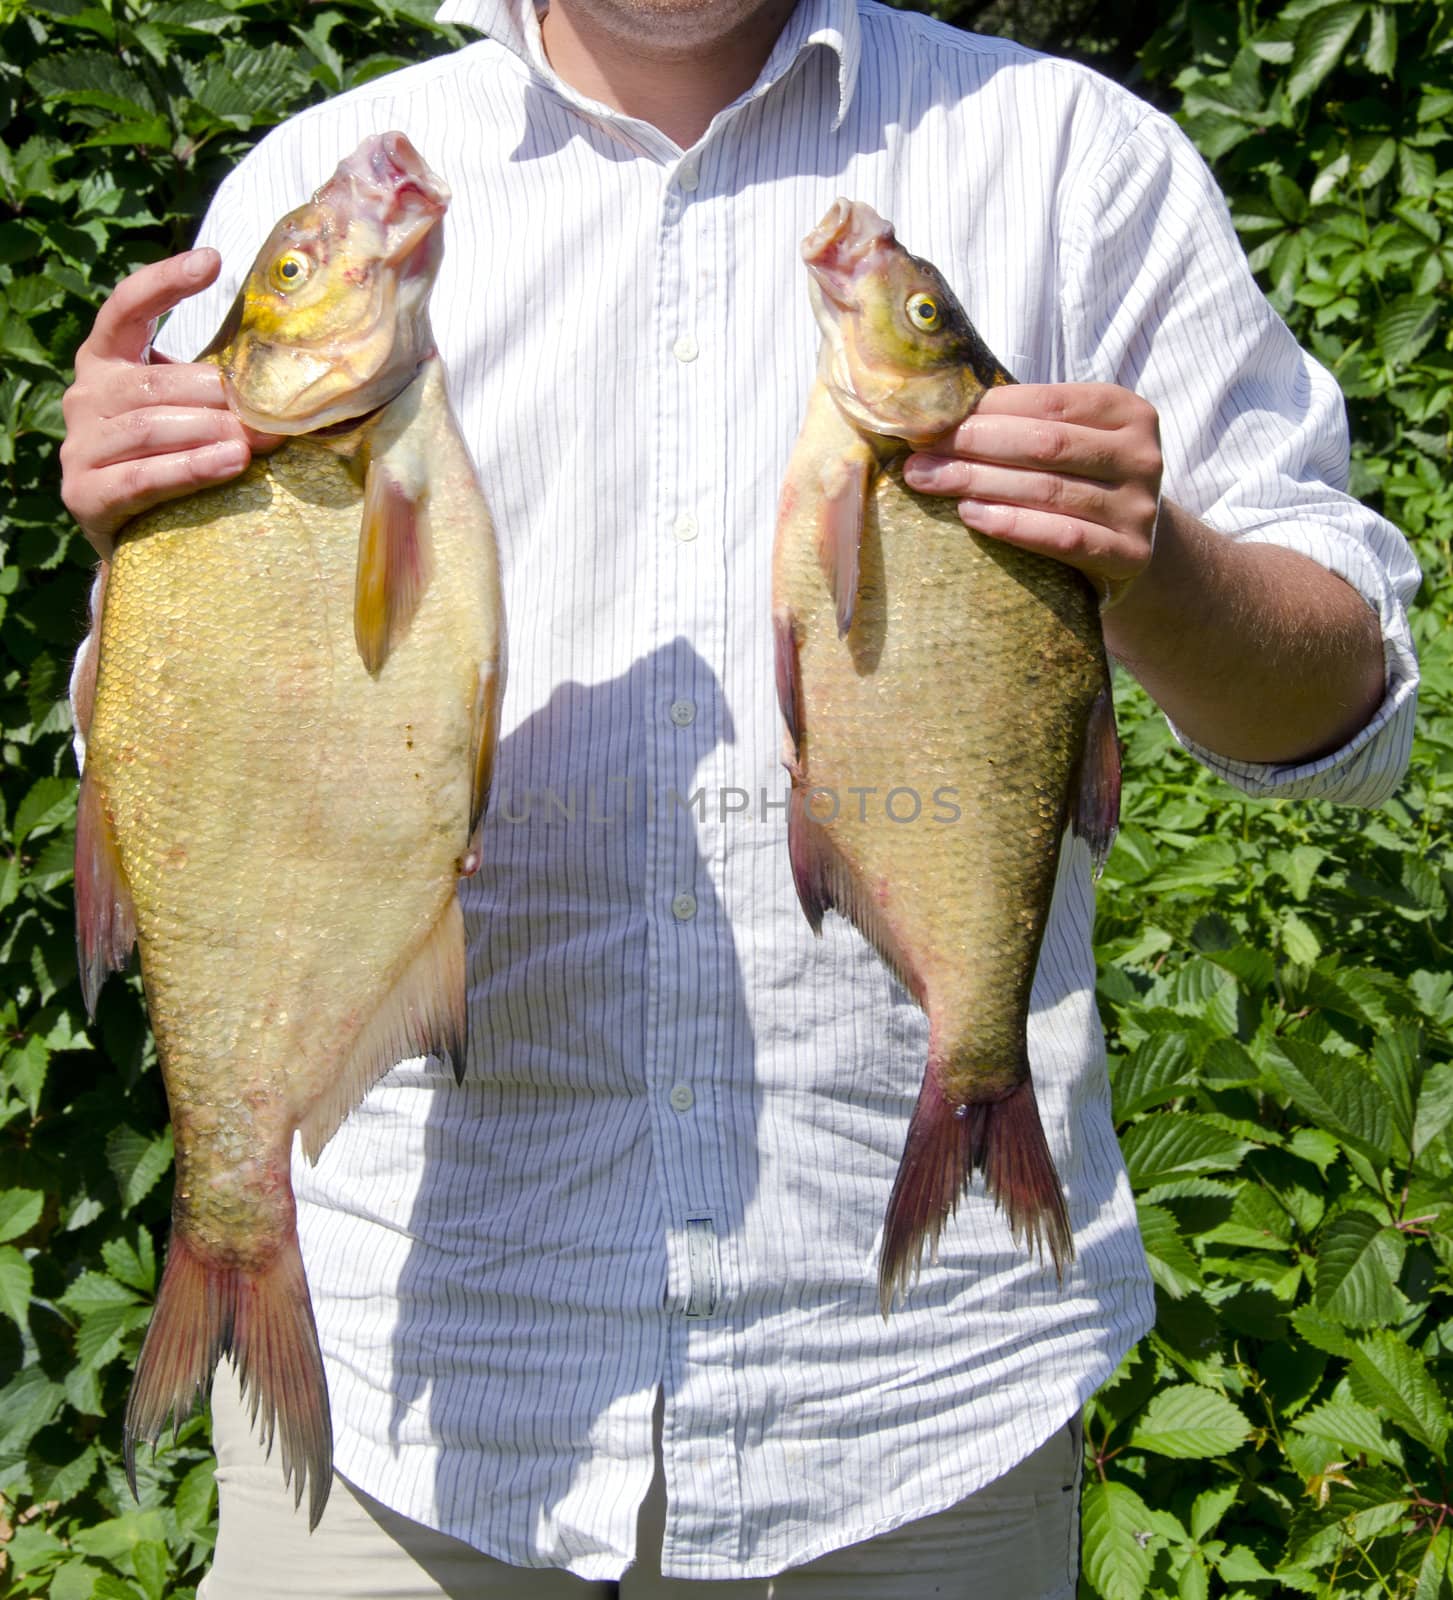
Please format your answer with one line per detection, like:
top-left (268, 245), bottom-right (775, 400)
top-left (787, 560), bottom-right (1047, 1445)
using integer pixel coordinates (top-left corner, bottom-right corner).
top-left (1104, 500), bottom-right (1387, 765)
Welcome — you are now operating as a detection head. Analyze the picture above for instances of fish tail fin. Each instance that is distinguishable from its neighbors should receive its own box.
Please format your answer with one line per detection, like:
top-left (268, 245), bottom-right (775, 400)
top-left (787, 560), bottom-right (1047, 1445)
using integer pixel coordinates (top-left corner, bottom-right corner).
top-left (125, 1227), bottom-right (332, 1529)
top-left (878, 1072), bottom-right (1072, 1317)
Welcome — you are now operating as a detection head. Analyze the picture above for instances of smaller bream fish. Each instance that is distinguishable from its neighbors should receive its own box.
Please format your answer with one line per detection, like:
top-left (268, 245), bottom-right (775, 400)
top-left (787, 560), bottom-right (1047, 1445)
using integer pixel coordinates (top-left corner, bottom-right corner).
top-left (772, 200), bottom-right (1119, 1312)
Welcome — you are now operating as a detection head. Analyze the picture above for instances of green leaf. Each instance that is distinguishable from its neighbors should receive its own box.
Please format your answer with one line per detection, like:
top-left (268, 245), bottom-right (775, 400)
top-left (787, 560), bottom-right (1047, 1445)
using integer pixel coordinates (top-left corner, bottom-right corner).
top-left (1128, 1384), bottom-right (1252, 1458)
top-left (1137, 1202), bottom-right (1204, 1299)
top-left (0, 1366), bottom-right (66, 1452)
top-left (1414, 1527), bottom-right (1453, 1600)
top-left (60, 1269), bottom-right (143, 1317)
top-left (13, 774), bottom-right (76, 842)
top-left (1346, 1331), bottom-right (1451, 1453)
top-left (1265, 1040), bottom-right (1390, 1166)
top-left (173, 1455), bottom-right (217, 1532)
top-left (74, 1299), bottom-right (152, 1371)
top-left (1190, 1481), bottom-right (1238, 1541)
top-left (1082, 1479), bottom-right (1157, 1600)
top-left (1363, 6), bottom-right (1395, 76)
top-left (1370, 1023), bottom-right (1420, 1158)
top-left (0, 1243), bottom-right (32, 1324)
top-left (1269, 173), bottom-right (1308, 224)
top-left (1413, 1062), bottom-right (1453, 1159)
top-left (1114, 1032), bottom-right (1194, 1118)
top-left (1287, 4), bottom-right (1368, 105)
top-left (50, 1562), bottom-right (111, 1600)
top-left (105, 1124), bottom-right (174, 1213)
top-left (1315, 1209), bottom-right (1408, 1324)
top-left (101, 1229), bottom-right (157, 1295)
top-left (1376, 294), bottom-right (1440, 368)
top-left (1291, 1396), bottom-right (1404, 1464)
top-left (1120, 1115), bottom-right (1252, 1188)
top-left (133, 1539), bottom-right (170, 1600)
top-left (0, 1187), bottom-right (44, 1243)
top-left (1138, 838), bottom-right (1238, 892)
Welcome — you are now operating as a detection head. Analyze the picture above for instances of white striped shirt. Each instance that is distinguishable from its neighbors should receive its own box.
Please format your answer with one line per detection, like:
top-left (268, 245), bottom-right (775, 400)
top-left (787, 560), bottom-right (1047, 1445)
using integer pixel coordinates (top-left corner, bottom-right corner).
top-left (156, 0), bottom-right (1420, 1580)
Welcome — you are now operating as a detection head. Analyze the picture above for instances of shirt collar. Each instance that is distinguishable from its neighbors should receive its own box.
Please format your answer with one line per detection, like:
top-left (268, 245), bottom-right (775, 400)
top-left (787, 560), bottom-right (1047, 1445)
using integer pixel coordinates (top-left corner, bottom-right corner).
top-left (433, 0), bottom-right (861, 132)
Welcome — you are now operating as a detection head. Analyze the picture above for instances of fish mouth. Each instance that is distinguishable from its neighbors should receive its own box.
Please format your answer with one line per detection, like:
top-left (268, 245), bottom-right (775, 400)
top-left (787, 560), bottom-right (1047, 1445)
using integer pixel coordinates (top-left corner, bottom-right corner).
top-left (801, 198), bottom-right (895, 311)
top-left (320, 131), bottom-right (451, 272)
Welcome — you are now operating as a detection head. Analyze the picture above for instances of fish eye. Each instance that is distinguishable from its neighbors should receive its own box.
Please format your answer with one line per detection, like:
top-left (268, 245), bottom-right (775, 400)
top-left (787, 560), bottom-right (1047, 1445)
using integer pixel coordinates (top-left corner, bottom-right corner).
top-left (906, 292), bottom-right (941, 331)
top-left (270, 251), bottom-right (311, 291)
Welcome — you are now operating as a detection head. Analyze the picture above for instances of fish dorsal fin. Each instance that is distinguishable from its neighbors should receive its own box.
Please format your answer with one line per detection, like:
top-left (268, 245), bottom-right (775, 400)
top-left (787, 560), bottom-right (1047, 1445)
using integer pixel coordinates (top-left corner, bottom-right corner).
top-left (298, 894), bottom-right (467, 1162)
top-left (354, 447), bottom-right (431, 677)
top-left (1071, 683), bottom-right (1121, 876)
top-left (817, 443), bottom-right (874, 638)
top-left (74, 770), bottom-right (137, 1017)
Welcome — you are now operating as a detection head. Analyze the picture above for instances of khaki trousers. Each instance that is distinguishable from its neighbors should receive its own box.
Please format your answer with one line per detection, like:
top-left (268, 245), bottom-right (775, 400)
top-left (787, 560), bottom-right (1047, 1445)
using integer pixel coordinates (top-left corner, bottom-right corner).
top-left (199, 1371), bottom-right (1082, 1599)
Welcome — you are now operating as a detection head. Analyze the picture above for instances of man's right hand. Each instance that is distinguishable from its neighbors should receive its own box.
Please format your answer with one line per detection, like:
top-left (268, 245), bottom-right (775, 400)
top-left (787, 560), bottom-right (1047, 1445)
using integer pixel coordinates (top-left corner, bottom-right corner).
top-left (60, 249), bottom-right (280, 558)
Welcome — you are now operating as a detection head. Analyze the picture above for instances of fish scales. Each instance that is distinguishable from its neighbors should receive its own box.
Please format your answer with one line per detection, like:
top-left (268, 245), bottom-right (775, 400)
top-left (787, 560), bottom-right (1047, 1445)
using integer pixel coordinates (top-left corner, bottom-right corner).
top-left (74, 135), bottom-right (503, 1528)
top-left (94, 377), bottom-right (487, 1231)
top-left (772, 200), bottom-right (1118, 1312)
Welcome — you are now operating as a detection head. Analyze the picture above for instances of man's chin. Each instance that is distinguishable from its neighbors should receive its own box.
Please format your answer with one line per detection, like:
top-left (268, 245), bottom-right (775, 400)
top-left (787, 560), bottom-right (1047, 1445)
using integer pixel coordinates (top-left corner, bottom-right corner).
top-left (550, 0), bottom-right (793, 54)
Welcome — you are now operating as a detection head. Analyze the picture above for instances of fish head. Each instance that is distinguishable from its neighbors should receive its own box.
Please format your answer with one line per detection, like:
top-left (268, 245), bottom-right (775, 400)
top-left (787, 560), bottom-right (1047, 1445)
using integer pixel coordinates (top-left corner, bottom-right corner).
top-left (200, 133), bottom-right (450, 435)
top-left (802, 199), bottom-right (1006, 447)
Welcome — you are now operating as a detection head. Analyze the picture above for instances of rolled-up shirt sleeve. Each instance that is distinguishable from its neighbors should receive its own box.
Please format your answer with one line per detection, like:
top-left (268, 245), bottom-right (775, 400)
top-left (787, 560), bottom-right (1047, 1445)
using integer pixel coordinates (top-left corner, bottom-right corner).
top-left (1060, 106), bottom-right (1420, 807)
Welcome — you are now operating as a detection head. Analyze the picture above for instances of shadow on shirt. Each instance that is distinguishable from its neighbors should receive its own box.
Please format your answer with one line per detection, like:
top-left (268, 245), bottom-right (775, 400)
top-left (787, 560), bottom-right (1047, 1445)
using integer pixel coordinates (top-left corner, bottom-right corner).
top-left (386, 638), bottom-right (757, 1563)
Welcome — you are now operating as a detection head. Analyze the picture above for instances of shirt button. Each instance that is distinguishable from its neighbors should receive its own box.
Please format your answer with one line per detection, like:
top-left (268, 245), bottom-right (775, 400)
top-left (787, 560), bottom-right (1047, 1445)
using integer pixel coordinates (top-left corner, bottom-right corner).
top-left (672, 333), bottom-right (699, 363)
top-left (669, 698), bottom-right (697, 727)
top-left (678, 164), bottom-right (699, 192)
top-left (673, 512), bottom-right (698, 542)
top-left (671, 891), bottom-right (697, 921)
top-left (669, 1083), bottom-right (695, 1112)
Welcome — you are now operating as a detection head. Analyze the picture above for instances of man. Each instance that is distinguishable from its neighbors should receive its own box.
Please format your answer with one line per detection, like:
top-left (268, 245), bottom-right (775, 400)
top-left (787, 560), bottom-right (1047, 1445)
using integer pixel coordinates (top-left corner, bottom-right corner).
top-left (59, 0), bottom-right (1419, 1594)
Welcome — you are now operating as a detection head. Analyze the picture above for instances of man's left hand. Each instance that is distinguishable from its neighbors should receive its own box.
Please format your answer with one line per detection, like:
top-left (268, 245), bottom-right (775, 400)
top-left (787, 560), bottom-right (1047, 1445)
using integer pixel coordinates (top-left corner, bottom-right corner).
top-left (901, 382), bottom-right (1162, 607)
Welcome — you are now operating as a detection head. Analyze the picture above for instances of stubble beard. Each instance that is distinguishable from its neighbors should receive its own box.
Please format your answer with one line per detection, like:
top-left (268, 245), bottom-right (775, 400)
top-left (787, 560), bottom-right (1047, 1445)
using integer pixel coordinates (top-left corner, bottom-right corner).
top-left (544, 0), bottom-right (798, 58)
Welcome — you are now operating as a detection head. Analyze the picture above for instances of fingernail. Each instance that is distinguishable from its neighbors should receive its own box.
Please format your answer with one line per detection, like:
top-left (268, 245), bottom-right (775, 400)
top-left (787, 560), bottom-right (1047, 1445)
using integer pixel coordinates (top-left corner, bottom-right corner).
top-left (957, 497), bottom-right (992, 526)
top-left (182, 249), bottom-right (214, 282)
top-left (902, 456), bottom-right (945, 488)
top-left (212, 440), bottom-right (247, 472)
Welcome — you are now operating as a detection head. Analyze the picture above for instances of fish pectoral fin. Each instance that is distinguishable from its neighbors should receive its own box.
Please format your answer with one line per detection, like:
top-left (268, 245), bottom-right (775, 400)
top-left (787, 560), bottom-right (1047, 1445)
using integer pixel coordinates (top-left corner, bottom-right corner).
top-left (298, 894), bottom-right (468, 1162)
top-left (74, 771), bottom-right (137, 1018)
top-left (1071, 682), bottom-right (1121, 877)
top-left (354, 449), bottom-right (431, 677)
top-left (817, 444), bottom-right (874, 638)
top-left (461, 660), bottom-right (503, 877)
top-left (773, 608), bottom-right (805, 772)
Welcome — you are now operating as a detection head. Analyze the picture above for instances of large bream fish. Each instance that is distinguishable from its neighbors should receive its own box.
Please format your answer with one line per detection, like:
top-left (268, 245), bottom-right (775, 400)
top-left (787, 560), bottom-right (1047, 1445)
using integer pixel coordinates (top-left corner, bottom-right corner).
top-left (72, 134), bottom-right (504, 1525)
top-left (772, 200), bottom-right (1119, 1312)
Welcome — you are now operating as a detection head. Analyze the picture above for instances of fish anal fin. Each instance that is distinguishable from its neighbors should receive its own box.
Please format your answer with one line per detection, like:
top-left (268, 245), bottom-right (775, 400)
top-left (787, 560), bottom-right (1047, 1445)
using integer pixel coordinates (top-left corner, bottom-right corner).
top-left (125, 1225), bottom-right (332, 1530)
top-left (354, 453), bottom-right (431, 677)
top-left (818, 446), bottom-right (873, 638)
top-left (75, 771), bottom-right (137, 1018)
top-left (1072, 682), bottom-right (1121, 877)
top-left (879, 1072), bottom-right (1072, 1317)
top-left (787, 784), bottom-right (833, 934)
top-left (787, 791), bottom-right (924, 1003)
top-left (461, 662), bottom-right (503, 877)
top-left (299, 895), bottom-right (467, 1161)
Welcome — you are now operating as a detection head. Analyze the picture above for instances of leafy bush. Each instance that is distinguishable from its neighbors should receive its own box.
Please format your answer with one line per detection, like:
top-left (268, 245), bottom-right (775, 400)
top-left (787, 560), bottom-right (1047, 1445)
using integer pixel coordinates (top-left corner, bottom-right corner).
top-left (0, 1), bottom-right (1448, 1597)
top-left (1081, 4), bottom-right (1453, 1596)
top-left (0, 3), bottom-right (461, 1594)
